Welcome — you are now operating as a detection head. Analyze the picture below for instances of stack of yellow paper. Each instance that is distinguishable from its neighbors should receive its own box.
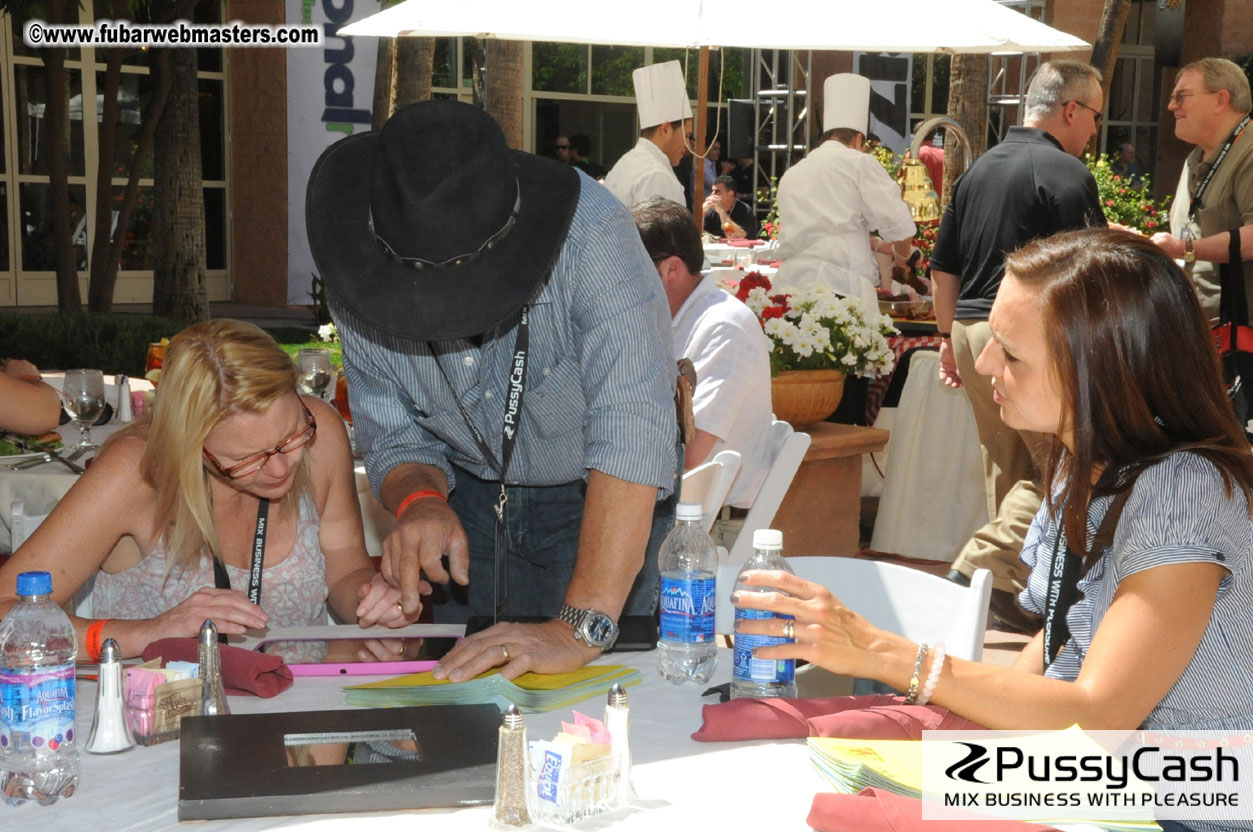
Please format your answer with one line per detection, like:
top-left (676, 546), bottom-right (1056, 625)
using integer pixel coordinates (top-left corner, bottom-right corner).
top-left (807, 737), bottom-right (1161, 832)
top-left (345, 664), bottom-right (641, 713)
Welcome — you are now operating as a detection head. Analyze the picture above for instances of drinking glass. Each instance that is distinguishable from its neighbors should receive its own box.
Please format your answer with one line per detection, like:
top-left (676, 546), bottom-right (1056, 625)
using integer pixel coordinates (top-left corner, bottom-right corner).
top-left (62, 369), bottom-right (106, 450)
top-left (297, 348), bottom-right (334, 400)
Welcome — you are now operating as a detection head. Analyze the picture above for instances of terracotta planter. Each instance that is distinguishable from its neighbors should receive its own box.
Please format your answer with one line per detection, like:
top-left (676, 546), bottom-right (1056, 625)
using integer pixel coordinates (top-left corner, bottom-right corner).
top-left (770, 369), bottom-right (846, 429)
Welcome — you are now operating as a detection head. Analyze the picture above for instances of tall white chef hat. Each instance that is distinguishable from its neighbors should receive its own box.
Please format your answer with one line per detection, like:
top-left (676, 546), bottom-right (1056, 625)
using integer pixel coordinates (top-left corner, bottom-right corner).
top-left (823, 73), bottom-right (870, 135)
top-left (633, 61), bottom-right (693, 129)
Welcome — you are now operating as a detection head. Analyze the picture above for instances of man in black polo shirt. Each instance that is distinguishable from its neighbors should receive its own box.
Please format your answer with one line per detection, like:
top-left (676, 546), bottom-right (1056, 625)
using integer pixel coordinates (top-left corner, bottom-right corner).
top-left (703, 175), bottom-right (760, 239)
top-left (930, 60), bottom-right (1107, 632)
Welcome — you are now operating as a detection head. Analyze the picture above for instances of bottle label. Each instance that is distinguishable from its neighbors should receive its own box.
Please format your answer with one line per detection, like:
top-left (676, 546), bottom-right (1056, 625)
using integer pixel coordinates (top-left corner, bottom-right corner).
top-left (659, 576), bottom-right (716, 643)
top-left (732, 609), bottom-right (795, 684)
top-left (0, 662), bottom-right (76, 752)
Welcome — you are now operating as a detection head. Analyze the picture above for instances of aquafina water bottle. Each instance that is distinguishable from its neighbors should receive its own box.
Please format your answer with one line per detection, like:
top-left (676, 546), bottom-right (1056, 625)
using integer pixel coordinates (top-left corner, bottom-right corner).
top-left (0, 571), bottom-right (79, 806)
top-left (731, 529), bottom-right (797, 699)
top-left (656, 502), bottom-right (719, 684)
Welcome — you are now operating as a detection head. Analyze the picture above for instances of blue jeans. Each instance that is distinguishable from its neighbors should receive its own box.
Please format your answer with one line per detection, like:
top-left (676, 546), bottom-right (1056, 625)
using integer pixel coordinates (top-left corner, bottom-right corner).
top-left (433, 466), bottom-right (675, 623)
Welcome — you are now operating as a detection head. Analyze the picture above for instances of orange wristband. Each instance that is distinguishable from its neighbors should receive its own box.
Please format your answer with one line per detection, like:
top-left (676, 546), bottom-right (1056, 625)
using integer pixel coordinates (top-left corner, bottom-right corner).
top-left (19, 375), bottom-right (41, 382)
top-left (396, 489), bottom-right (446, 520)
top-left (86, 619), bottom-right (110, 663)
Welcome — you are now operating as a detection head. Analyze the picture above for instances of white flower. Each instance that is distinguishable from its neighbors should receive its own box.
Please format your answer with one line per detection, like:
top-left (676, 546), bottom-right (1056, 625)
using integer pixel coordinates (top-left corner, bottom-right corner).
top-left (840, 352), bottom-right (858, 366)
top-left (317, 323), bottom-right (338, 343)
top-left (744, 287), bottom-right (767, 314)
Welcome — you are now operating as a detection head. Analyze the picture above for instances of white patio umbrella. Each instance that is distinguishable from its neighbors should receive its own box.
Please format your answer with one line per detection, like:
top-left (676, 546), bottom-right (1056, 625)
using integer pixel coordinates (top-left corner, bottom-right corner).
top-left (339, 0), bottom-right (1089, 207)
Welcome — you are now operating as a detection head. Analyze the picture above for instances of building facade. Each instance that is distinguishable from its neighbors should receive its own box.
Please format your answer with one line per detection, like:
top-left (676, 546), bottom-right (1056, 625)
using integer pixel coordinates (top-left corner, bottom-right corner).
top-left (0, 0), bottom-right (1248, 310)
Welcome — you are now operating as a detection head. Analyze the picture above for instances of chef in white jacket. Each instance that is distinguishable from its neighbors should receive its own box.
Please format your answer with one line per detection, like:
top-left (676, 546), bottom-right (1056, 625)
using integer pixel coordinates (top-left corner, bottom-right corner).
top-left (604, 60), bottom-right (692, 209)
top-left (774, 73), bottom-right (916, 308)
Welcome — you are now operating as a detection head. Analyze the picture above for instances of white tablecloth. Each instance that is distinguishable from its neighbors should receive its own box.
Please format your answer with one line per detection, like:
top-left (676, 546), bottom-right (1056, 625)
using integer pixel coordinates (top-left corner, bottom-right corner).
top-left (30, 646), bottom-right (823, 830)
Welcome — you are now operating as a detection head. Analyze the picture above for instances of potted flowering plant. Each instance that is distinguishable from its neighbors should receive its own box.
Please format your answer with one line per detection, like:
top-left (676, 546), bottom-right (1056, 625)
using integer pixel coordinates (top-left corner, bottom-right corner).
top-left (736, 272), bottom-right (898, 427)
top-left (1085, 153), bottom-right (1171, 234)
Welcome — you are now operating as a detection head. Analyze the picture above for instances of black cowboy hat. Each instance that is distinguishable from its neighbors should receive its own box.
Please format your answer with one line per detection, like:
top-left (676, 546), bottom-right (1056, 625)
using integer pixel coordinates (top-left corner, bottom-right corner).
top-left (306, 100), bottom-right (580, 341)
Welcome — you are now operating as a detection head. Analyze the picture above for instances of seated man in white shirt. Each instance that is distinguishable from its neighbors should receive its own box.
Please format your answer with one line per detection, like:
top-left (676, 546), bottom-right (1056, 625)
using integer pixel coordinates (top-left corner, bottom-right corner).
top-left (632, 197), bottom-right (774, 547)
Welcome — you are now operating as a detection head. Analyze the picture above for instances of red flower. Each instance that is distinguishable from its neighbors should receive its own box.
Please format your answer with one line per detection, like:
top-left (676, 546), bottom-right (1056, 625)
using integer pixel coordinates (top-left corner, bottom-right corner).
top-left (1105, 199), bottom-right (1115, 207)
top-left (735, 271), bottom-right (773, 302)
top-left (1145, 220), bottom-right (1156, 229)
top-left (762, 306), bottom-right (785, 320)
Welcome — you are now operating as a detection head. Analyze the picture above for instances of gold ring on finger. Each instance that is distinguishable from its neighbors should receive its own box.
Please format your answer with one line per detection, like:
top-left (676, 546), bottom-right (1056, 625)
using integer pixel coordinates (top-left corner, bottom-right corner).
top-left (395, 600), bottom-right (404, 613)
top-left (782, 619), bottom-right (795, 640)
top-left (501, 644), bottom-right (511, 663)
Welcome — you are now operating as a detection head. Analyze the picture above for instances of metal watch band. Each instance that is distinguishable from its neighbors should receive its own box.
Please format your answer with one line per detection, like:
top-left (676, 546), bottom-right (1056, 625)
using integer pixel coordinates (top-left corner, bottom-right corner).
top-left (556, 604), bottom-right (585, 630)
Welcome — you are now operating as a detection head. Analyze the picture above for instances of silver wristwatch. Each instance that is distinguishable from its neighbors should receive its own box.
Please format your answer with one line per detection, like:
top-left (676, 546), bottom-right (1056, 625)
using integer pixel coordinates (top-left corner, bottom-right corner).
top-left (556, 604), bottom-right (619, 650)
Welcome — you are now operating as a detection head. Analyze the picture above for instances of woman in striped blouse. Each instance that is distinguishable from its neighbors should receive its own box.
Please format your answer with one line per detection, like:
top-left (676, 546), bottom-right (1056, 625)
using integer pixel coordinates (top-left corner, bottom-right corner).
top-left (737, 227), bottom-right (1253, 738)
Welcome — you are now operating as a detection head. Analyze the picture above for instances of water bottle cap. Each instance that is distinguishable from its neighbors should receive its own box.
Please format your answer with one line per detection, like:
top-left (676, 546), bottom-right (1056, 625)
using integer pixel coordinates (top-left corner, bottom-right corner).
top-left (675, 502), bottom-right (703, 521)
top-left (15, 571), bottom-right (52, 596)
top-left (752, 529), bottom-right (783, 549)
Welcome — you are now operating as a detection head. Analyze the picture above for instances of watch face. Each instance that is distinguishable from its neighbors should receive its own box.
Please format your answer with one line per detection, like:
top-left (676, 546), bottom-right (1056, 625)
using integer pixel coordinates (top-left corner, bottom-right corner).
top-left (582, 612), bottom-right (618, 647)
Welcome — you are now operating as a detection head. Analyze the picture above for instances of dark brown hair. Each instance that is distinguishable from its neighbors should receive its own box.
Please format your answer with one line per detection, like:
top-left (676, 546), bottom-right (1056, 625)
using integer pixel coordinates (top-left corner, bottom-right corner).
top-left (1005, 228), bottom-right (1253, 555)
top-left (631, 196), bottom-right (705, 277)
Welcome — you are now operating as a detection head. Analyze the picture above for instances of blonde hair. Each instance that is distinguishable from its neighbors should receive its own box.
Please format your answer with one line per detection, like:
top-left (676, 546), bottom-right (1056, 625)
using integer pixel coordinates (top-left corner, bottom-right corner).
top-left (114, 320), bottom-right (311, 568)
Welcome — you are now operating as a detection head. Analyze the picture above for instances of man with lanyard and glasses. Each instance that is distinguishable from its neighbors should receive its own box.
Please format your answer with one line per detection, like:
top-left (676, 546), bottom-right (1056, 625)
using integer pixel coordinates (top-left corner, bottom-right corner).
top-left (1151, 57), bottom-right (1253, 323)
top-left (306, 100), bottom-right (679, 681)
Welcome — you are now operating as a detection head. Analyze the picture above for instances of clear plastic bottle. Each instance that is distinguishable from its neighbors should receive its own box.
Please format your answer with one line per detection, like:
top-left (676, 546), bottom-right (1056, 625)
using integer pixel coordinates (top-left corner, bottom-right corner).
top-left (731, 529), bottom-right (797, 699)
top-left (656, 502), bottom-right (719, 684)
top-left (0, 571), bottom-right (79, 806)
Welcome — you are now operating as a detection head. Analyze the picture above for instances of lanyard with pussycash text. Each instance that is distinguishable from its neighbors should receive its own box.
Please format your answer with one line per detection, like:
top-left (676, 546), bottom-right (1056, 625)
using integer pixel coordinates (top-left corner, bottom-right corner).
top-left (1043, 487), bottom-right (1131, 670)
top-left (1187, 115), bottom-right (1251, 222)
top-left (211, 497), bottom-right (270, 641)
top-left (430, 306), bottom-right (530, 624)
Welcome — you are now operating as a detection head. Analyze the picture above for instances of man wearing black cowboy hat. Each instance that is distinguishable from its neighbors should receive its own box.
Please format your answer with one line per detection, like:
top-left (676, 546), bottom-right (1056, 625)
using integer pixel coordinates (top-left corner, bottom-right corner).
top-left (307, 100), bottom-right (679, 680)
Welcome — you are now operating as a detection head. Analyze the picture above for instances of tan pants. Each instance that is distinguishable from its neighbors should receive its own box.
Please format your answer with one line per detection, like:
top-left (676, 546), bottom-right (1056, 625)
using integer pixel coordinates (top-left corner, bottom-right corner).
top-left (711, 514), bottom-right (745, 551)
top-left (949, 320), bottom-right (1051, 593)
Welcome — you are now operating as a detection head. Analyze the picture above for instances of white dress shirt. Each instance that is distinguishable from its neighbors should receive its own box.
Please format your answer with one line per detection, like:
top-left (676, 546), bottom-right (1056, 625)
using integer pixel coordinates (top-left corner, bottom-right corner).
top-left (773, 140), bottom-right (915, 304)
top-left (604, 138), bottom-right (686, 209)
top-left (672, 276), bottom-right (774, 508)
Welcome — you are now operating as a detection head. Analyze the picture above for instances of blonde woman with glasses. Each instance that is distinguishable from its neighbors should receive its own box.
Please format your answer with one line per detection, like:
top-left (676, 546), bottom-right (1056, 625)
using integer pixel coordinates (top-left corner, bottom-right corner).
top-left (0, 320), bottom-right (416, 659)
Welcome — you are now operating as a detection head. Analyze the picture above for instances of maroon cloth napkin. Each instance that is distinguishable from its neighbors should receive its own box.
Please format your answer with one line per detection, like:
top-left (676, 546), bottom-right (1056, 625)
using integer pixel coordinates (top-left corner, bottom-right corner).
top-left (807, 788), bottom-right (1056, 832)
top-left (691, 694), bottom-right (984, 742)
top-left (141, 638), bottom-right (293, 698)
top-left (725, 238), bottom-right (765, 248)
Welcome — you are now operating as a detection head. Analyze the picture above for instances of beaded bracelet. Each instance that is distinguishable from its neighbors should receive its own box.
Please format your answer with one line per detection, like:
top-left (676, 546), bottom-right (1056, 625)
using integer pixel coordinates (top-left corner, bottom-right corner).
top-left (395, 489), bottom-right (447, 521)
top-left (904, 642), bottom-right (929, 704)
top-left (916, 641), bottom-right (946, 706)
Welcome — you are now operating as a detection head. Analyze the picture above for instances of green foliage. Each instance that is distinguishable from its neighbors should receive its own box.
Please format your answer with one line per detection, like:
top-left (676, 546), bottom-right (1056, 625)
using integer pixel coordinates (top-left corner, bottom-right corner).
top-left (532, 42), bottom-right (588, 94)
top-left (0, 311), bottom-right (186, 376)
top-left (278, 340), bottom-right (343, 368)
top-left (1085, 153), bottom-right (1172, 234)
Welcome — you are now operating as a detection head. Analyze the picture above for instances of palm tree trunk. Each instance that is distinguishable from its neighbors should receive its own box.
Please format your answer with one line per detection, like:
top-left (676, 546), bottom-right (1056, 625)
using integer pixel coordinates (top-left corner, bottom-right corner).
top-left (372, 36), bottom-right (435, 130)
top-left (942, 54), bottom-right (989, 206)
top-left (44, 0), bottom-right (79, 311)
top-left (484, 40), bottom-right (524, 149)
top-left (151, 41), bottom-right (208, 321)
top-left (1086, 0), bottom-right (1132, 156)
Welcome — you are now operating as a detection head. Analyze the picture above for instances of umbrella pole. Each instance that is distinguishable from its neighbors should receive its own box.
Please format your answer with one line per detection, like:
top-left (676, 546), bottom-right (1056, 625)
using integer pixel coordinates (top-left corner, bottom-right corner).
top-left (692, 46), bottom-right (710, 225)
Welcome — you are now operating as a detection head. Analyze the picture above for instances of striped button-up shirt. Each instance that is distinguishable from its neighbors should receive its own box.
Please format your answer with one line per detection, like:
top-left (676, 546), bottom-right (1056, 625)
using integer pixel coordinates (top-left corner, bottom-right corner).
top-left (334, 173), bottom-right (678, 501)
top-left (1020, 452), bottom-right (1253, 731)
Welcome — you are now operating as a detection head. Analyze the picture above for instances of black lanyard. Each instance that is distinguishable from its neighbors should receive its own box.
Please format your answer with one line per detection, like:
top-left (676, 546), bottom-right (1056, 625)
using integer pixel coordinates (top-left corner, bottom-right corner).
top-left (1042, 488), bottom-right (1132, 670)
top-left (1188, 116), bottom-right (1250, 221)
top-left (212, 497), bottom-right (270, 642)
top-left (430, 306), bottom-right (530, 623)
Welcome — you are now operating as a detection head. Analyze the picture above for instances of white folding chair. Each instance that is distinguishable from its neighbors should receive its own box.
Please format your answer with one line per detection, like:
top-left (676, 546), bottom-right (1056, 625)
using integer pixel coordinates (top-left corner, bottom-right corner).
top-left (723, 420), bottom-right (811, 563)
top-left (715, 555), bottom-right (993, 661)
top-left (10, 500), bottom-right (94, 617)
top-left (679, 450), bottom-right (741, 532)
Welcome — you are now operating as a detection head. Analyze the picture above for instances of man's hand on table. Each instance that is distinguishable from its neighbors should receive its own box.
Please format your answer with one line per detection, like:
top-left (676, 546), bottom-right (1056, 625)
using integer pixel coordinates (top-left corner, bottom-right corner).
top-left (381, 497), bottom-right (467, 615)
top-left (937, 338), bottom-right (963, 388)
top-left (433, 618), bottom-right (601, 682)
